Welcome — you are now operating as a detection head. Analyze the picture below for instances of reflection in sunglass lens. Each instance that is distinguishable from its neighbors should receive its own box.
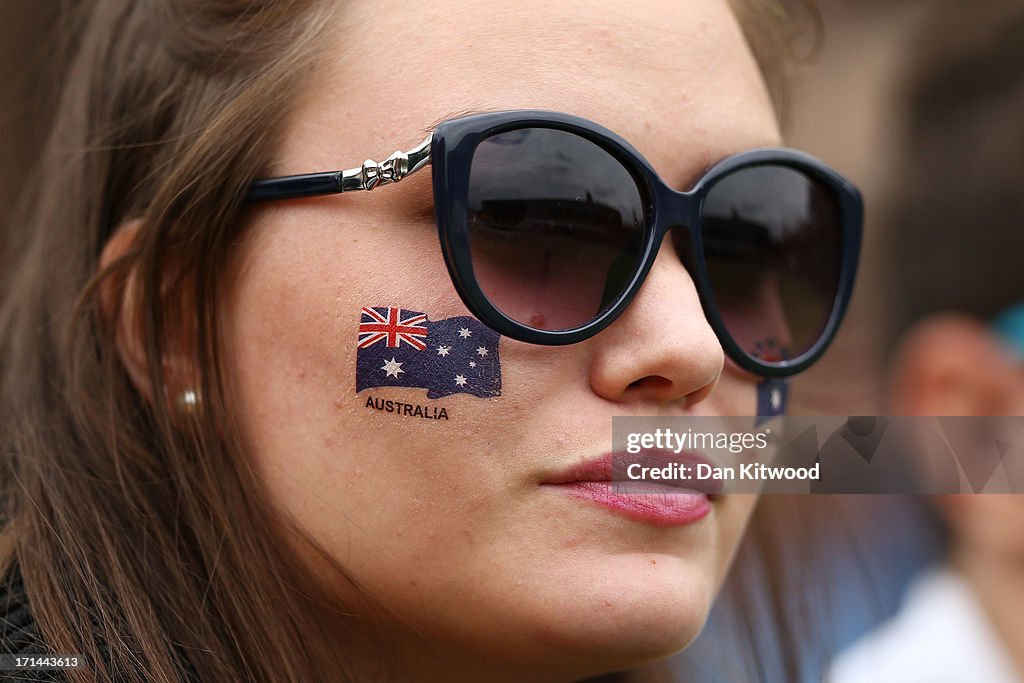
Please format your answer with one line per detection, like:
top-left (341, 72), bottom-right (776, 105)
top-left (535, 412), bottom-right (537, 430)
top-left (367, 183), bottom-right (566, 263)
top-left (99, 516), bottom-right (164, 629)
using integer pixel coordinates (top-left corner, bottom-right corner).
top-left (466, 128), bottom-right (647, 331)
top-left (698, 165), bottom-right (842, 363)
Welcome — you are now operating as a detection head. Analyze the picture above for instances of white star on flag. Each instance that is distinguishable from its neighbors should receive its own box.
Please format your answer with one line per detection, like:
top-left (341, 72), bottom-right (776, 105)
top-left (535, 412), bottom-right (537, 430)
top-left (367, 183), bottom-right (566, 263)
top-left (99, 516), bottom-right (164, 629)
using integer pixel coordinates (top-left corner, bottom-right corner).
top-left (380, 357), bottom-right (404, 378)
top-left (454, 374), bottom-right (467, 386)
top-left (469, 361), bottom-right (476, 368)
top-left (436, 345), bottom-right (451, 357)
top-left (476, 346), bottom-right (489, 357)
top-left (458, 327), bottom-right (472, 338)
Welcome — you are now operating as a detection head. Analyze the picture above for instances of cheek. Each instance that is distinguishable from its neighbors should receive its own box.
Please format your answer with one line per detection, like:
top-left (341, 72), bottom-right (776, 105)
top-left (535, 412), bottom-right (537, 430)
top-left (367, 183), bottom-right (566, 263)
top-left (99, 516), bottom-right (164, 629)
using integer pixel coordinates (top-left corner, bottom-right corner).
top-left (217, 208), bottom-right (565, 548)
top-left (221, 208), bottom-right (458, 404)
top-left (216, 209), bottom-right (470, 516)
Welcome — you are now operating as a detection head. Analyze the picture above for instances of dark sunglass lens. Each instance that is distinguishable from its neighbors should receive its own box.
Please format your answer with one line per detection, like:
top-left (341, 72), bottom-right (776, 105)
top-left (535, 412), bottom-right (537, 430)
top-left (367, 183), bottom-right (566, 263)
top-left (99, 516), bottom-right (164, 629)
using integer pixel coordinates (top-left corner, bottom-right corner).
top-left (466, 128), bottom-right (646, 332)
top-left (699, 164), bottom-right (842, 364)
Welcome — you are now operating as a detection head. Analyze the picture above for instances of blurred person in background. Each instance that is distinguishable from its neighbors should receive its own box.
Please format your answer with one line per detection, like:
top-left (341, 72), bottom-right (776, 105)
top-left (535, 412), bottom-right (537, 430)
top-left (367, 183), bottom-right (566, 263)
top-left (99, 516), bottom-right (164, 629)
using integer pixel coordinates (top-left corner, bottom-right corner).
top-left (828, 2), bottom-right (1024, 681)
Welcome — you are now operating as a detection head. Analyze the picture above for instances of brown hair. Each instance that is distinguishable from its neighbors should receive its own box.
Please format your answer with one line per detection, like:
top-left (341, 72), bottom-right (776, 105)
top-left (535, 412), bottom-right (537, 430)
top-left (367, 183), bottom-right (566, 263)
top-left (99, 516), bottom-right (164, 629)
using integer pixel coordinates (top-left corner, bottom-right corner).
top-left (729, 0), bottom-right (824, 126)
top-left (0, 2), bottom-right (364, 681)
top-left (1, 2), bottom-right (821, 681)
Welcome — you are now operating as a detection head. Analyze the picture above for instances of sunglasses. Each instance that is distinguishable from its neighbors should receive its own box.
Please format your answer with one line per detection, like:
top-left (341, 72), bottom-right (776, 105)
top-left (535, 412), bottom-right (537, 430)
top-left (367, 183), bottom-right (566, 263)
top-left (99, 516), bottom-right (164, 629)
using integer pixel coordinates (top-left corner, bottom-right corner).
top-left (246, 110), bottom-right (862, 377)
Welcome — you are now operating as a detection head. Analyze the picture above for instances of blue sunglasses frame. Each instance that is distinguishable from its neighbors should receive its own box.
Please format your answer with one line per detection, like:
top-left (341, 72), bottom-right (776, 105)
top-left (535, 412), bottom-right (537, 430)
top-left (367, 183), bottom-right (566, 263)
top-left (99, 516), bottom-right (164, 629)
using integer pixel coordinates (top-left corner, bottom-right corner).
top-left (246, 109), bottom-right (863, 377)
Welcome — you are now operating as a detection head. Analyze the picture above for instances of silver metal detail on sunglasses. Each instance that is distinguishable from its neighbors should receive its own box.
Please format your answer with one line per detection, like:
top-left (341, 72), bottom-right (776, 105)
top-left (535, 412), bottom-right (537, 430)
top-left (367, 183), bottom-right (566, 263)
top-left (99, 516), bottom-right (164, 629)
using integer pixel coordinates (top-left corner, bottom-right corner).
top-left (341, 132), bottom-right (433, 192)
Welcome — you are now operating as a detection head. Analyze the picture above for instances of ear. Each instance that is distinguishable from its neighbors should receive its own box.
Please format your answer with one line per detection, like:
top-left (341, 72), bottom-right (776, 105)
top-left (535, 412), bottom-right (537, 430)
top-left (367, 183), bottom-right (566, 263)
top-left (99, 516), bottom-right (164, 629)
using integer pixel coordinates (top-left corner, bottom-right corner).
top-left (888, 313), bottom-right (1024, 416)
top-left (98, 220), bottom-right (197, 412)
top-left (99, 220), bottom-right (153, 402)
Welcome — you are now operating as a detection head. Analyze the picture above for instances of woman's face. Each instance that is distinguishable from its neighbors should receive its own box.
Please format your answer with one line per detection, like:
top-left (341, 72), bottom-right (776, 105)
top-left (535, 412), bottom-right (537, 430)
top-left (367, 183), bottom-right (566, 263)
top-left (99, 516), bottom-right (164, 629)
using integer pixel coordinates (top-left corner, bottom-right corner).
top-left (221, 0), bottom-right (779, 679)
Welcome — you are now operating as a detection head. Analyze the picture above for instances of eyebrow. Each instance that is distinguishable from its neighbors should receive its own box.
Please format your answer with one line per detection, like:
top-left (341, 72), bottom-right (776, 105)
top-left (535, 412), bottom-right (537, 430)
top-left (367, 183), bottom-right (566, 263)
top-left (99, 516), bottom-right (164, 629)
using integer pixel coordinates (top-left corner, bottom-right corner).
top-left (420, 104), bottom-right (508, 135)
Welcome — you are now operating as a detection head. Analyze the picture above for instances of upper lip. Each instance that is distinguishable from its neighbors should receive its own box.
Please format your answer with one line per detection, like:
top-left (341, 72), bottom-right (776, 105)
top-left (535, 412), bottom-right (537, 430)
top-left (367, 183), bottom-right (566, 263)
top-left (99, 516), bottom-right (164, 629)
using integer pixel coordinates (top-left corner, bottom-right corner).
top-left (540, 449), bottom-right (723, 497)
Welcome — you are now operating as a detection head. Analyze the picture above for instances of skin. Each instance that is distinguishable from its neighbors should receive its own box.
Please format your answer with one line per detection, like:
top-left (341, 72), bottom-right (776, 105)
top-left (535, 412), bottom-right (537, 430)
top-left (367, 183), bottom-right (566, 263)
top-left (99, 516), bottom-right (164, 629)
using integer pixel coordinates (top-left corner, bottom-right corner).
top-left (208, 1), bottom-right (780, 680)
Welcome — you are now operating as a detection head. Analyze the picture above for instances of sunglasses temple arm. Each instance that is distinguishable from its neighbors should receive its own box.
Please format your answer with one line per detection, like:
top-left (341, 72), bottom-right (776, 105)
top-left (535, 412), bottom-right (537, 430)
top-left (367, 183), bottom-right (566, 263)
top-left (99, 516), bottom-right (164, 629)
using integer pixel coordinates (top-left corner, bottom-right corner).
top-left (245, 132), bottom-right (433, 202)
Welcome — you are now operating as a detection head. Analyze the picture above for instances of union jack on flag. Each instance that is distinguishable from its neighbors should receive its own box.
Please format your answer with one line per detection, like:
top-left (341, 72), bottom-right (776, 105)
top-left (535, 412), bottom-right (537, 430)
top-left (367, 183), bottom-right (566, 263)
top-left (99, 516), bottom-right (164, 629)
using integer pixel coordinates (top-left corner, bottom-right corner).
top-left (355, 305), bottom-right (502, 398)
top-left (358, 307), bottom-right (428, 350)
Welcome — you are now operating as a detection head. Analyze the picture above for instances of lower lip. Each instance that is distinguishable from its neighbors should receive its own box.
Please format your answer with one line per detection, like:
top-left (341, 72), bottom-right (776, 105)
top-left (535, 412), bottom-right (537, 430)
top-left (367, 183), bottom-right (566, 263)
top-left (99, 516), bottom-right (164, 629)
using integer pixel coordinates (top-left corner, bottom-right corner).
top-left (546, 481), bottom-right (712, 526)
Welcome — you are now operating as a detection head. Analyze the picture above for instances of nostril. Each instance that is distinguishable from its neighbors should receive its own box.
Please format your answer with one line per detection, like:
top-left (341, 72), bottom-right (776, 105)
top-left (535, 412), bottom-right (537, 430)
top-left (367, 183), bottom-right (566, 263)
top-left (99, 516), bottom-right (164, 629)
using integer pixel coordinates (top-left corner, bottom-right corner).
top-left (625, 372), bottom-right (717, 407)
top-left (626, 375), bottom-right (673, 393)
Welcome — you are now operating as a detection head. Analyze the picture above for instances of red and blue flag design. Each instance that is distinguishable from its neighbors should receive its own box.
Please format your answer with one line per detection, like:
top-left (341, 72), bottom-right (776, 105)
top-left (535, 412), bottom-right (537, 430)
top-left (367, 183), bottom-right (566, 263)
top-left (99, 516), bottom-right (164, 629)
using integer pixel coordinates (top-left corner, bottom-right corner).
top-left (356, 306), bottom-right (501, 398)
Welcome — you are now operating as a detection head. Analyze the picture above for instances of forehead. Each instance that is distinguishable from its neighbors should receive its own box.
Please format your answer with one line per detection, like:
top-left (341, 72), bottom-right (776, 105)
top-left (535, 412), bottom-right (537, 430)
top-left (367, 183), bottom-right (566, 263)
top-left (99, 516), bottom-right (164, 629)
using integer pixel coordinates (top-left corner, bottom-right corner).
top-left (274, 0), bottom-right (780, 186)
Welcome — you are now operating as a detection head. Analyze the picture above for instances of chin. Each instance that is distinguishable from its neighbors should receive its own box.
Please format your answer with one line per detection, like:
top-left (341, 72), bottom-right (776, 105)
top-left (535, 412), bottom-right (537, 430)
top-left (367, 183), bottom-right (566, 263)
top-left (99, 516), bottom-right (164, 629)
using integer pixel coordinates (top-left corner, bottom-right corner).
top-left (519, 555), bottom-right (716, 676)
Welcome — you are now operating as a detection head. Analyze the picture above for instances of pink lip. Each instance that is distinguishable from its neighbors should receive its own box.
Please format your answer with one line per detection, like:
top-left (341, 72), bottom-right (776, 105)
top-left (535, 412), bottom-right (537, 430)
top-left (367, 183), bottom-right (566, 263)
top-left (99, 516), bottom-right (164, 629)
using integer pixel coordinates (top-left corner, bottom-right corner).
top-left (540, 450), bottom-right (721, 526)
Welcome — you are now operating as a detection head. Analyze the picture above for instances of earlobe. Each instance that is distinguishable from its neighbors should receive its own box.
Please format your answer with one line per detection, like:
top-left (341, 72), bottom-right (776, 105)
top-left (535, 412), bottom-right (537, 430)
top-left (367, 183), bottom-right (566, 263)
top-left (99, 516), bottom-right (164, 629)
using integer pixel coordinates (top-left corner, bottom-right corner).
top-left (888, 314), bottom-right (1022, 416)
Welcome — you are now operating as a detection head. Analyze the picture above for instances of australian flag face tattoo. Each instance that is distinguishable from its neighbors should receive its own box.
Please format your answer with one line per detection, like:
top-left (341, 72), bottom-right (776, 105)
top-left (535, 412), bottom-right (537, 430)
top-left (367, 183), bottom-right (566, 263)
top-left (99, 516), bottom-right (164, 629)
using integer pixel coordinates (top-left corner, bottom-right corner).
top-left (356, 306), bottom-right (502, 399)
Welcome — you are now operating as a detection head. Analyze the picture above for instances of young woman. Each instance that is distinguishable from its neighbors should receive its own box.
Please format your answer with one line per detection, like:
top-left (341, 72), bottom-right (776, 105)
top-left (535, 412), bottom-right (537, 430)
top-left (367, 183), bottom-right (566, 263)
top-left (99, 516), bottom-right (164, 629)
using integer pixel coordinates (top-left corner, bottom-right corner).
top-left (0, 1), bottom-right (859, 681)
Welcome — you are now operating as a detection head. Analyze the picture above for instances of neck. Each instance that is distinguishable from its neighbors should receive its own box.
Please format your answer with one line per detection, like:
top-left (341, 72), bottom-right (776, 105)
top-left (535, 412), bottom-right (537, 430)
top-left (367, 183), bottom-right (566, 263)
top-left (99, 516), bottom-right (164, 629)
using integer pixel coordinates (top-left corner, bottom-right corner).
top-left (336, 619), bottom-right (669, 683)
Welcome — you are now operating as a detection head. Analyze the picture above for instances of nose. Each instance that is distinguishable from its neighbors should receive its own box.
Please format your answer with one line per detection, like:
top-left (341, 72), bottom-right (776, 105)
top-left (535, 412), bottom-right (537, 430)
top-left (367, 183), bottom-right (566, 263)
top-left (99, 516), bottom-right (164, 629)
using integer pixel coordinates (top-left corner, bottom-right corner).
top-left (587, 233), bottom-right (724, 407)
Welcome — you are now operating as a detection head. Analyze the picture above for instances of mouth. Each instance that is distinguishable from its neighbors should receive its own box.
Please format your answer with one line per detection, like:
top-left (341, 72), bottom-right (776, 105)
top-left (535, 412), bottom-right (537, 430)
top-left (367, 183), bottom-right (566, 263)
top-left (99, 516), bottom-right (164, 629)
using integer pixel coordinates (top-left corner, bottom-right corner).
top-left (539, 449), bottom-right (722, 526)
